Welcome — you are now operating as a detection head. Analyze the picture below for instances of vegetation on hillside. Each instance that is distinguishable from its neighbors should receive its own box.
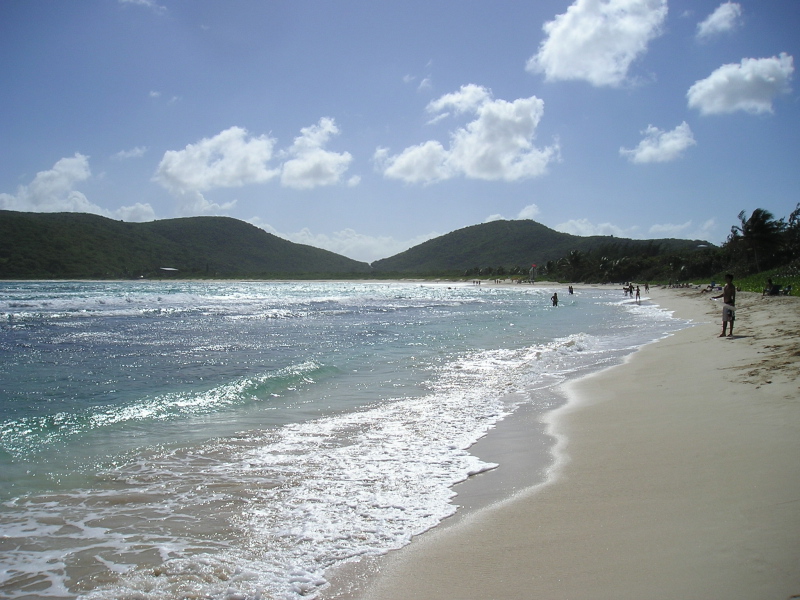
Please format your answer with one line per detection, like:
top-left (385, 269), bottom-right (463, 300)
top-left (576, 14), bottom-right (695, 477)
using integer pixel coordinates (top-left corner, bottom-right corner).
top-left (1, 205), bottom-right (797, 292)
top-left (538, 204), bottom-right (799, 294)
top-left (0, 211), bottom-right (372, 278)
top-left (371, 219), bottom-right (708, 279)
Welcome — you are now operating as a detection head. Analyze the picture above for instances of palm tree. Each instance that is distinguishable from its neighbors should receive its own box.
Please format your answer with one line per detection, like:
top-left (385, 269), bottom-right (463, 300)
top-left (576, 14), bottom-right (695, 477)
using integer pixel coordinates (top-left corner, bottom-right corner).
top-left (729, 209), bottom-right (784, 271)
top-left (785, 203), bottom-right (800, 260)
top-left (561, 250), bottom-right (583, 280)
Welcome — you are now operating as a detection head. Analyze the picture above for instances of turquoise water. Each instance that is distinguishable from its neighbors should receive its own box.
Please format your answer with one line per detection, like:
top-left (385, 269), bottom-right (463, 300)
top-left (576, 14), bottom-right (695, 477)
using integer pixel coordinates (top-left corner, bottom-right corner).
top-left (0, 281), bottom-right (684, 599)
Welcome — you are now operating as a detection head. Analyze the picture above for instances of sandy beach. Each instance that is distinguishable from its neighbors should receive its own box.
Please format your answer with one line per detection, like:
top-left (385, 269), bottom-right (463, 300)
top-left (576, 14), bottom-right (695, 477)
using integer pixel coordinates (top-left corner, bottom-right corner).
top-left (324, 286), bottom-right (800, 600)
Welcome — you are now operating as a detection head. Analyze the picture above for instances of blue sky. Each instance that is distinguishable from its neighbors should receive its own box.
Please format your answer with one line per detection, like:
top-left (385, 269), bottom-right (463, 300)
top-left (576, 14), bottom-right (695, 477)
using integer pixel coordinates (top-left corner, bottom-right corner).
top-left (1, 0), bottom-right (797, 263)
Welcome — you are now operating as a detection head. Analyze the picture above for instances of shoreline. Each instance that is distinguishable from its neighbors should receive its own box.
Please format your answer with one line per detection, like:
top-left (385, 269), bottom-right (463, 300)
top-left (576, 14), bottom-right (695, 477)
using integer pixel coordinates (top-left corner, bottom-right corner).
top-left (322, 288), bottom-right (800, 599)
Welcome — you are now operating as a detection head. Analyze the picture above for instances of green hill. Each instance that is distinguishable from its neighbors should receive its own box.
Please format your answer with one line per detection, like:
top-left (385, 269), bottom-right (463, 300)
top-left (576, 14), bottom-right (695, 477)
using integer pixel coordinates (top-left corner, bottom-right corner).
top-left (0, 211), bottom-right (714, 281)
top-left (372, 220), bottom-right (711, 275)
top-left (0, 211), bottom-right (372, 278)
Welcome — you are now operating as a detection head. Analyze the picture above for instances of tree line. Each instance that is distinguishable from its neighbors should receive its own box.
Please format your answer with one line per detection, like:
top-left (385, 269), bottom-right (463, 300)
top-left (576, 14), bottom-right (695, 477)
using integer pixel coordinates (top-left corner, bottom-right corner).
top-left (464, 204), bottom-right (800, 285)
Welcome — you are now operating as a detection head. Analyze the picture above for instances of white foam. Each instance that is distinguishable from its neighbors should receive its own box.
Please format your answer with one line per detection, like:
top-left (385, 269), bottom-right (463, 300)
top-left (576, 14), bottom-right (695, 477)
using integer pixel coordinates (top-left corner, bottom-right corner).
top-left (0, 282), bottom-right (687, 600)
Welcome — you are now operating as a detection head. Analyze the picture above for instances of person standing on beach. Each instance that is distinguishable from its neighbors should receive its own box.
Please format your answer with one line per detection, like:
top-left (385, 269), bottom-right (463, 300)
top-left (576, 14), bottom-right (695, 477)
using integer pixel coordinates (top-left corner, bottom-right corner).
top-left (551, 292), bottom-right (558, 306)
top-left (712, 273), bottom-right (736, 337)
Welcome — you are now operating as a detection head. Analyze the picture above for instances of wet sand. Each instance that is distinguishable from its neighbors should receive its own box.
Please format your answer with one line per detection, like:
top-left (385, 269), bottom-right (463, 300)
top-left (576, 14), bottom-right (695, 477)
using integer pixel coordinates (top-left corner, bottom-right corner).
top-left (325, 287), bottom-right (800, 600)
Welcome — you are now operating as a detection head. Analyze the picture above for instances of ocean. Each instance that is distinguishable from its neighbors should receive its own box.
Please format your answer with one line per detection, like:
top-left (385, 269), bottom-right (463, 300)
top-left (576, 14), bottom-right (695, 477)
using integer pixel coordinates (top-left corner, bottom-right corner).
top-left (0, 280), bottom-right (685, 599)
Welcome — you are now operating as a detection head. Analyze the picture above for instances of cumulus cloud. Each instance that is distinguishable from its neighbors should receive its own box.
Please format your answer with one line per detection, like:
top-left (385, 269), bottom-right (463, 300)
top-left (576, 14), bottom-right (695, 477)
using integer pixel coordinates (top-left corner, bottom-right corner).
top-left (113, 146), bottom-right (147, 160)
top-left (556, 217), bottom-right (716, 242)
top-left (0, 154), bottom-right (155, 221)
top-left (517, 203), bottom-right (541, 220)
top-left (250, 218), bottom-right (439, 263)
top-left (526, 0), bottom-right (667, 87)
top-left (649, 218), bottom-right (716, 240)
top-left (119, 0), bottom-right (166, 15)
top-left (1, 154), bottom-right (94, 213)
top-left (620, 121), bottom-right (696, 163)
top-left (481, 204), bottom-right (542, 223)
top-left (696, 2), bottom-right (742, 41)
top-left (155, 126), bottom-right (279, 195)
top-left (557, 217), bottom-right (718, 241)
top-left (376, 84), bottom-right (560, 184)
top-left (555, 218), bottom-right (637, 237)
top-left (375, 141), bottom-right (451, 184)
top-left (113, 203), bottom-right (157, 221)
top-left (427, 83), bottom-right (492, 115)
top-left (155, 121), bottom-right (356, 215)
top-left (649, 221), bottom-right (692, 236)
top-left (154, 126), bottom-right (279, 215)
top-left (280, 117), bottom-right (354, 190)
top-left (687, 53), bottom-right (794, 115)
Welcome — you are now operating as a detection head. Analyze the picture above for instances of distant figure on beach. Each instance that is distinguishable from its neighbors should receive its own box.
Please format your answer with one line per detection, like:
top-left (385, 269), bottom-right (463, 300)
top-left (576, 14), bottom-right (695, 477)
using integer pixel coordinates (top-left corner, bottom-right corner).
top-left (635, 286), bottom-right (640, 303)
top-left (568, 285), bottom-right (574, 295)
top-left (712, 273), bottom-right (736, 337)
top-left (644, 282), bottom-right (649, 293)
top-left (551, 292), bottom-right (558, 307)
top-left (762, 278), bottom-right (780, 296)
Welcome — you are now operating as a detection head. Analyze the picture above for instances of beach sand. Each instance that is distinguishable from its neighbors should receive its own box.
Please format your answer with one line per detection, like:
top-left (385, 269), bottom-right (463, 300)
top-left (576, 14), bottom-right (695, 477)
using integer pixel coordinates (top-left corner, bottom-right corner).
top-left (323, 287), bottom-right (800, 600)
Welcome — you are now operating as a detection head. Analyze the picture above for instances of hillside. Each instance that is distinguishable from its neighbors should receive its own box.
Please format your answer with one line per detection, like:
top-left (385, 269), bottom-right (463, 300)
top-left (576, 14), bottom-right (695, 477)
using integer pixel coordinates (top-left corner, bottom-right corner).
top-left (0, 212), bottom-right (715, 281)
top-left (372, 220), bottom-right (711, 274)
top-left (0, 211), bottom-right (372, 278)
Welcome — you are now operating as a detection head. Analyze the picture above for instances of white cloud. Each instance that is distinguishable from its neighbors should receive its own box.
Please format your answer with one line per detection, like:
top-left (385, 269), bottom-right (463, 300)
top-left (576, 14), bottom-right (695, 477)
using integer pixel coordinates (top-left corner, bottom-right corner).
top-left (377, 85), bottom-right (560, 184)
top-left (481, 204), bottom-right (541, 223)
top-left (426, 83), bottom-right (492, 115)
top-left (250, 218), bottom-right (439, 263)
top-left (173, 192), bottom-right (238, 217)
top-left (155, 126), bottom-right (279, 195)
top-left (620, 121), bottom-right (696, 163)
top-left (687, 53), bottom-right (794, 115)
top-left (0, 154), bottom-right (155, 221)
top-left (698, 218), bottom-right (718, 240)
top-left (556, 217), bottom-right (716, 242)
top-left (649, 218), bottom-right (717, 240)
top-left (517, 203), bottom-right (541, 220)
top-left (555, 218), bottom-right (636, 237)
top-left (696, 2), bottom-right (742, 41)
top-left (119, 0), bottom-right (166, 15)
top-left (114, 203), bottom-right (157, 221)
top-left (648, 220), bottom-right (692, 236)
top-left (375, 141), bottom-right (451, 184)
top-left (280, 117), bottom-right (354, 190)
top-left (403, 73), bottom-right (433, 92)
top-left (113, 146), bottom-right (147, 160)
top-left (154, 126), bottom-right (279, 215)
top-left (526, 0), bottom-right (667, 87)
top-left (1, 154), bottom-right (93, 213)
top-left (155, 121), bottom-right (355, 215)
top-left (425, 113), bottom-right (450, 126)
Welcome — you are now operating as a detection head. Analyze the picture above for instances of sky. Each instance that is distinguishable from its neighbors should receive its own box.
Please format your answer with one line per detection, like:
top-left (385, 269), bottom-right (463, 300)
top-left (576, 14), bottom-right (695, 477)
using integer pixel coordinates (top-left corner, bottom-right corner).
top-left (1, 0), bottom-right (798, 264)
